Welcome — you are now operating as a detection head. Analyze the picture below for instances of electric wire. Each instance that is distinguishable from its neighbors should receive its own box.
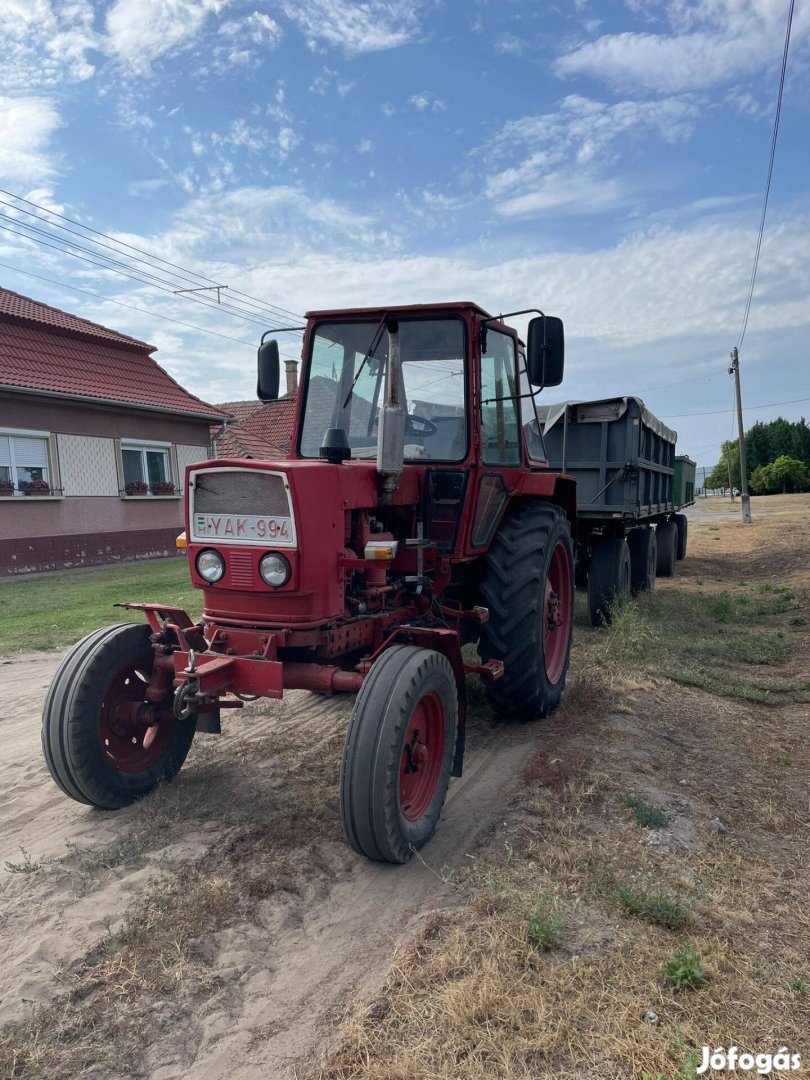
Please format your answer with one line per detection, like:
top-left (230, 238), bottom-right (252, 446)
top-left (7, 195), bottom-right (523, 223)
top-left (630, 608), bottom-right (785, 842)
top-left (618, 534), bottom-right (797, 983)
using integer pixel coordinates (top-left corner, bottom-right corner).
top-left (0, 259), bottom-right (302, 361)
top-left (660, 395), bottom-right (810, 419)
top-left (736, 0), bottom-right (795, 350)
top-left (0, 187), bottom-right (304, 326)
top-left (0, 217), bottom-right (294, 334)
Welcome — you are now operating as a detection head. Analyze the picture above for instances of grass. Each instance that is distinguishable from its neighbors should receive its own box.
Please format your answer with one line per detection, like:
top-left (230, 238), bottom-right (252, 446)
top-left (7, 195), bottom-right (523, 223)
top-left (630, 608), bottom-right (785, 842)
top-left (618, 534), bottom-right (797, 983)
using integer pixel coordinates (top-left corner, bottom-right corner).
top-left (605, 874), bottom-right (690, 931)
top-left (662, 945), bottom-right (706, 991)
top-left (526, 896), bottom-right (563, 951)
top-left (0, 557), bottom-right (199, 655)
top-left (621, 794), bottom-right (670, 830)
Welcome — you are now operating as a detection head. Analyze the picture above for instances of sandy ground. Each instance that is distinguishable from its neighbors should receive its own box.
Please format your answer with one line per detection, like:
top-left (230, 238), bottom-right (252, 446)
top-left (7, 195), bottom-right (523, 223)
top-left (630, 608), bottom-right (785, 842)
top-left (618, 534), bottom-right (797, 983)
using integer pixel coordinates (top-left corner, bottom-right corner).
top-left (0, 650), bottom-right (541, 1078)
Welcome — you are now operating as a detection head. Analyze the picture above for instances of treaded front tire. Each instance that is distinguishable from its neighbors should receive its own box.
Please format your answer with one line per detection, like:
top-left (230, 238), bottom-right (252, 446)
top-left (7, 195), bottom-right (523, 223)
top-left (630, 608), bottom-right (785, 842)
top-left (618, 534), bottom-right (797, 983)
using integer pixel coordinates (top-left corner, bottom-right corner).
top-left (41, 623), bottom-right (195, 809)
top-left (340, 645), bottom-right (457, 864)
top-left (478, 502), bottom-right (574, 720)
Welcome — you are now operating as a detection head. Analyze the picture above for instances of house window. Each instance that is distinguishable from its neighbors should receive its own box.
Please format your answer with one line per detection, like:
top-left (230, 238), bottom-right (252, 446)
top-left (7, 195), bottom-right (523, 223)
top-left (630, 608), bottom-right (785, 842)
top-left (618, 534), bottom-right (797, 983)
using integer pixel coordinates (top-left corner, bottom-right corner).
top-left (121, 443), bottom-right (174, 495)
top-left (0, 431), bottom-right (52, 495)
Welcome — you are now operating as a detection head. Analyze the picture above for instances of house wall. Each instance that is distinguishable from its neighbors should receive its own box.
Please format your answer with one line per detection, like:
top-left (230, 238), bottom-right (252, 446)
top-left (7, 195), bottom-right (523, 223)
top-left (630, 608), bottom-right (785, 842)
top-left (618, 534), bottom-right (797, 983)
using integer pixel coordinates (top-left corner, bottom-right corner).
top-left (0, 392), bottom-right (212, 574)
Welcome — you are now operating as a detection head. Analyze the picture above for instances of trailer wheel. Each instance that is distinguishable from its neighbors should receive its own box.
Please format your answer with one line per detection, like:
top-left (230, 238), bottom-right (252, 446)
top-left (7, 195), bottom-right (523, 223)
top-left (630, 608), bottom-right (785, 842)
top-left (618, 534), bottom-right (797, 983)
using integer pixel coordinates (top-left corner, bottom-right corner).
top-left (588, 538), bottom-right (631, 626)
top-left (340, 645), bottom-right (456, 864)
top-left (41, 623), bottom-right (195, 810)
top-left (627, 526), bottom-right (657, 593)
top-left (478, 502), bottom-right (574, 720)
top-left (675, 513), bottom-right (688, 560)
top-left (656, 521), bottom-right (678, 578)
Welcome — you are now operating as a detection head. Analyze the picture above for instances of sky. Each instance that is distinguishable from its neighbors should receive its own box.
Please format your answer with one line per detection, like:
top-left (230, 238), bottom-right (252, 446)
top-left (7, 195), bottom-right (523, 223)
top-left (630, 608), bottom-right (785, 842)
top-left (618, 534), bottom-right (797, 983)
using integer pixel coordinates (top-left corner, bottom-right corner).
top-left (1, 0), bottom-right (809, 472)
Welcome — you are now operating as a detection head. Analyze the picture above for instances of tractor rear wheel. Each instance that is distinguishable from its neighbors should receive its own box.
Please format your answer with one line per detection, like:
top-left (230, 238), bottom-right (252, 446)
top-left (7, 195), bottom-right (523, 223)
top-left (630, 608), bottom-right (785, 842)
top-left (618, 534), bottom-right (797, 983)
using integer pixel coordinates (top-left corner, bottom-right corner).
top-left (41, 623), bottom-right (195, 809)
top-left (340, 645), bottom-right (457, 863)
top-left (656, 520), bottom-right (678, 577)
top-left (587, 538), bottom-right (631, 626)
top-left (627, 525), bottom-right (657, 593)
top-left (479, 502), bottom-right (574, 720)
top-left (675, 513), bottom-right (688, 560)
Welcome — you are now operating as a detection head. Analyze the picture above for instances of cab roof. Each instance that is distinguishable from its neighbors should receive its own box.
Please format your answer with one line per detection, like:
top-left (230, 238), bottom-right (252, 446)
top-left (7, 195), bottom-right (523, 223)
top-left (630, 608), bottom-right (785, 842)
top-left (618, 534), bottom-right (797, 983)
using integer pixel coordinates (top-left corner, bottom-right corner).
top-left (304, 301), bottom-right (494, 321)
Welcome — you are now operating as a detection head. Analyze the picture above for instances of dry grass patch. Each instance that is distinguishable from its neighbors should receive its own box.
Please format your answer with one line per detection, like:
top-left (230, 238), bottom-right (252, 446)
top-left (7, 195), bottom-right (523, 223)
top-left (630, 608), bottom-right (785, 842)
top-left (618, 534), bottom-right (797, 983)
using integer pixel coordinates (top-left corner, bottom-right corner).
top-left (310, 512), bottom-right (810, 1080)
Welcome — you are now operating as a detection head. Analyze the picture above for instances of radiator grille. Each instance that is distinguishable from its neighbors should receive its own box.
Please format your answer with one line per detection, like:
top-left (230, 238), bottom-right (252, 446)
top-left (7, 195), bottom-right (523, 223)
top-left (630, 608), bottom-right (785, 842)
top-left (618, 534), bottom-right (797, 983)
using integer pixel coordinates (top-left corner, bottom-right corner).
top-left (228, 551), bottom-right (256, 587)
top-left (194, 470), bottom-right (289, 517)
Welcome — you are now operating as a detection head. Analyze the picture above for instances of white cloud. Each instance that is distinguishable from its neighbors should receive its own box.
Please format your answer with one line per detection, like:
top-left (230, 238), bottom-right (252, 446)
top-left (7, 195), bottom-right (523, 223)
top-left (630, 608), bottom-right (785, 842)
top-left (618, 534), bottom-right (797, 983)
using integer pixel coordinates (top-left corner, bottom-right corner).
top-left (556, 0), bottom-right (810, 92)
top-left (408, 91), bottom-right (446, 112)
top-left (0, 96), bottom-right (61, 186)
top-left (484, 94), bottom-right (699, 214)
top-left (0, 0), bottom-right (98, 91)
top-left (494, 33), bottom-right (524, 56)
top-left (105, 0), bottom-right (230, 74)
top-left (277, 0), bottom-right (423, 55)
top-left (356, 138), bottom-right (374, 154)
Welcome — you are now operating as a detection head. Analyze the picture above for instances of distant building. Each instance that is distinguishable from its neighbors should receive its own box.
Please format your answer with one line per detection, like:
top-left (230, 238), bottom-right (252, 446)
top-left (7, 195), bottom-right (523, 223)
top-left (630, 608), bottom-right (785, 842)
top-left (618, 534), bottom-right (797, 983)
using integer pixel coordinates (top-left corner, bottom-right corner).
top-left (0, 287), bottom-right (226, 575)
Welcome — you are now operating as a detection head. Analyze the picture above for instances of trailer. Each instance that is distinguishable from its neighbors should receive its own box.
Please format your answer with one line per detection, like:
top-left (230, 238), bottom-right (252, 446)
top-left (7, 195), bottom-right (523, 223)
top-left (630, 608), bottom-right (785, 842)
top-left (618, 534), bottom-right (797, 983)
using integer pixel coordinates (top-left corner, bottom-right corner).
top-left (536, 396), bottom-right (690, 626)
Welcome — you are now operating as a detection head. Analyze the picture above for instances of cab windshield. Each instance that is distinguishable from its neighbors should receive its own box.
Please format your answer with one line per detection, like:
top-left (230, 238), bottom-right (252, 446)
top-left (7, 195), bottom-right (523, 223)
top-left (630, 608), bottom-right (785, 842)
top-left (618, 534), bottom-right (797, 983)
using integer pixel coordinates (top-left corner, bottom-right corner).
top-left (298, 318), bottom-right (467, 461)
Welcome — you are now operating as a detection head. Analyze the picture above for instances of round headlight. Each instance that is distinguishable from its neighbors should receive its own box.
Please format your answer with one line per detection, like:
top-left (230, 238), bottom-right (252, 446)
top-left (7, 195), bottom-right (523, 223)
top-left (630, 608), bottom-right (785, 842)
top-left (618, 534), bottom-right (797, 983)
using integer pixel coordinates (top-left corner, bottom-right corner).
top-left (259, 552), bottom-right (291, 587)
top-left (196, 549), bottom-right (225, 583)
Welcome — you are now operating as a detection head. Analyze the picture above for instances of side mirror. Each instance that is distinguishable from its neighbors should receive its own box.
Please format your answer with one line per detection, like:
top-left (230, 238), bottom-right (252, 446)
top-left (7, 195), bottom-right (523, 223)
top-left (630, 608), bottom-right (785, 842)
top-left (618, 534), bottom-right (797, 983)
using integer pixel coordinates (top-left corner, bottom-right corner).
top-left (257, 339), bottom-right (280, 401)
top-left (527, 315), bottom-right (564, 387)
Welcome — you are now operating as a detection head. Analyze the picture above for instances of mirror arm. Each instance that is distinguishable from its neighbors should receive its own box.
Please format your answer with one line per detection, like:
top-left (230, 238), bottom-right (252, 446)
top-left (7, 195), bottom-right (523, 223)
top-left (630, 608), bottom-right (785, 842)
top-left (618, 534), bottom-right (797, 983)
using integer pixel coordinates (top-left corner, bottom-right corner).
top-left (261, 325), bottom-right (305, 341)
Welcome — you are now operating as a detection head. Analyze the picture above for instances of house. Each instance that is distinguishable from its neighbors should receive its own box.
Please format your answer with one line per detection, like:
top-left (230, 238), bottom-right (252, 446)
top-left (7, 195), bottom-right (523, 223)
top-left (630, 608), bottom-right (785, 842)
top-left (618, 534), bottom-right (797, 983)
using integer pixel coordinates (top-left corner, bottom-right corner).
top-left (213, 359), bottom-right (299, 459)
top-left (0, 287), bottom-right (226, 575)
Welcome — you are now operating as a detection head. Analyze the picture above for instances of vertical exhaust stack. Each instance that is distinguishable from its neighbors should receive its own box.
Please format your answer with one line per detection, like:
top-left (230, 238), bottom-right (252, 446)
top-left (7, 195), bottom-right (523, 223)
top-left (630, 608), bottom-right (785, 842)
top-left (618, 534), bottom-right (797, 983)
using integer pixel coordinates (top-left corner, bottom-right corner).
top-left (376, 318), bottom-right (405, 501)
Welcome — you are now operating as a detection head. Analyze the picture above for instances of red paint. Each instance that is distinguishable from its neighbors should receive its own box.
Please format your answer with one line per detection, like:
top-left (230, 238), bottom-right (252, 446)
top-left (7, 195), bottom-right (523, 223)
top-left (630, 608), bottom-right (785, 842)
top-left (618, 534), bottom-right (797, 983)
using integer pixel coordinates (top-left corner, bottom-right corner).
top-left (399, 690), bottom-right (445, 820)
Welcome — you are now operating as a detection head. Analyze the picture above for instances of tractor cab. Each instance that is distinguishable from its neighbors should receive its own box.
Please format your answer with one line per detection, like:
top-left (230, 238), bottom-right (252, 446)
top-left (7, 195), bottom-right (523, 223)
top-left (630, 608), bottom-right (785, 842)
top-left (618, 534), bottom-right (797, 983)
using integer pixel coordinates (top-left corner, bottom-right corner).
top-left (260, 302), bottom-right (564, 480)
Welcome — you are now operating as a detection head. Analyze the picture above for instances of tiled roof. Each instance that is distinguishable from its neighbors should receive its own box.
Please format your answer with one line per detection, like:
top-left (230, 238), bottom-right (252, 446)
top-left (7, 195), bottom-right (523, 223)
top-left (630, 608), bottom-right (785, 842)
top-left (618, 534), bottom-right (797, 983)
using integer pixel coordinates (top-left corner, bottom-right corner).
top-left (213, 397), bottom-right (297, 459)
top-left (0, 287), bottom-right (226, 420)
top-left (0, 287), bottom-right (153, 348)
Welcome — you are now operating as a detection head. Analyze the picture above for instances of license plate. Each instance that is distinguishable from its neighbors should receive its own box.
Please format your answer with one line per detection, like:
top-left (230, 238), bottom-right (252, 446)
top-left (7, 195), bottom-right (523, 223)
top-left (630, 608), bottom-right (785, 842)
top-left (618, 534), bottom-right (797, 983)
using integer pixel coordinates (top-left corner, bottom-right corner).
top-left (193, 513), bottom-right (295, 544)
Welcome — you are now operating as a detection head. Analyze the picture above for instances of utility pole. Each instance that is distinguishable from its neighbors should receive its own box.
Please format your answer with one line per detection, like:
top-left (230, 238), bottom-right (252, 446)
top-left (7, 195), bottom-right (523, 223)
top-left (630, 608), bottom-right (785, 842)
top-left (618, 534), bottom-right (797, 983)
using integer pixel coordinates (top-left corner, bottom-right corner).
top-left (725, 445), bottom-right (735, 500)
top-left (729, 347), bottom-right (752, 523)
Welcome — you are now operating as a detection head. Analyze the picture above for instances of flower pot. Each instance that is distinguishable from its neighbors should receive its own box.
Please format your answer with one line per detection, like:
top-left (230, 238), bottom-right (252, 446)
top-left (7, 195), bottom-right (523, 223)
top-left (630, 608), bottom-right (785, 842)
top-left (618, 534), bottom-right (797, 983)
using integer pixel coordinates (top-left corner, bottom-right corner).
top-left (125, 483), bottom-right (149, 496)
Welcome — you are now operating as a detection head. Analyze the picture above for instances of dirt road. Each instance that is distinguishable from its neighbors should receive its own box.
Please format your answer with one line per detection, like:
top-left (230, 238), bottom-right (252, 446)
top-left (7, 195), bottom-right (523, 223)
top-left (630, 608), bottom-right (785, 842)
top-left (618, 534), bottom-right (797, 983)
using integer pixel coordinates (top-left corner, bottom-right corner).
top-left (0, 649), bottom-right (540, 1078)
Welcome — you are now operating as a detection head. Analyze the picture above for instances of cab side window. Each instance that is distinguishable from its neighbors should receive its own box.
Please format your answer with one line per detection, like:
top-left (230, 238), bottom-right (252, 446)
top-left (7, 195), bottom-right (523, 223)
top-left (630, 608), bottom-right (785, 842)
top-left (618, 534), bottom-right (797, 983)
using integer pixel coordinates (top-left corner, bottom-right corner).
top-left (480, 329), bottom-right (521, 465)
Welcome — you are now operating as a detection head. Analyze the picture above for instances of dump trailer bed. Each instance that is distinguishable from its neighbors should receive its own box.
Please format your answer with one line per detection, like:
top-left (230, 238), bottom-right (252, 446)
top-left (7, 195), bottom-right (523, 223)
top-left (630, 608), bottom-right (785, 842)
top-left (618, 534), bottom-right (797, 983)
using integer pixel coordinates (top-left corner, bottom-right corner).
top-left (537, 396), bottom-right (678, 522)
top-left (535, 396), bottom-right (690, 626)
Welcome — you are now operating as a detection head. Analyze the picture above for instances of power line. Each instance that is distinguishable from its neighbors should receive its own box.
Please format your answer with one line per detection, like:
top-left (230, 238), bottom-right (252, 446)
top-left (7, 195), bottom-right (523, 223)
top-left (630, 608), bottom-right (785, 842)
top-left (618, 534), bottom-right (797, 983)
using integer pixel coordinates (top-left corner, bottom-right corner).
top-left (0, 259), bottom-right (302, 361)
top-left (737, 0), bottom-right (795, 350)
top-left (0, 217), bottom-right (292, 333)
top-left (660, 395), bottom-right (810, 419)
top-left (0, 187), bottom-right (305, 328)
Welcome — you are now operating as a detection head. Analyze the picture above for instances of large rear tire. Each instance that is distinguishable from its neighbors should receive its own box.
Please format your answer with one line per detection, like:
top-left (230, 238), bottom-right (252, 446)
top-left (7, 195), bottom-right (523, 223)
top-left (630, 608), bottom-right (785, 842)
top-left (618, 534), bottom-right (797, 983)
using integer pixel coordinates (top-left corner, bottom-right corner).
top-left (675, 513), bottom-right (688, 560)
top-left (41, 623), bottom-right (195, 809)
top-left (656, 520), bottom-right (678, 578)
top-left (588, 538), bottom-right (631, 627)
top-left (627, 526), bottom-right (657, 593)
top-left (340, 645), bottom-right (457, 864)
top-left (478, 502), bottom-right (574, 721)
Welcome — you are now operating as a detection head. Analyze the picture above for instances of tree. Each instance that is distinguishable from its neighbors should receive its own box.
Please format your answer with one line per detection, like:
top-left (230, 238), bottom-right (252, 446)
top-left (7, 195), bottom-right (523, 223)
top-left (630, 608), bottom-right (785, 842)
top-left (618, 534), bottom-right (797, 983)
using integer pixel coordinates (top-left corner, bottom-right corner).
top-left (757, 455), bottom-right (809, 494)
top-left (706, 440), bottom-right (739, 490)
top-left (706, 417), bottom-right (810, 494)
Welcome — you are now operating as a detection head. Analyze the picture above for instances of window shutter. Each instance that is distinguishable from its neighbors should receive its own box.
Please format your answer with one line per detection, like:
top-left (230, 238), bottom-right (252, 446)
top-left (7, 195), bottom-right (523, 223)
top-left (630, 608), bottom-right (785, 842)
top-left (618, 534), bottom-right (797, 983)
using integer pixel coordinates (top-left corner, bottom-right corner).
top-left (12, 436), bottom-right (49, 469)
top-left (0, 436), bottom-right (10, 467)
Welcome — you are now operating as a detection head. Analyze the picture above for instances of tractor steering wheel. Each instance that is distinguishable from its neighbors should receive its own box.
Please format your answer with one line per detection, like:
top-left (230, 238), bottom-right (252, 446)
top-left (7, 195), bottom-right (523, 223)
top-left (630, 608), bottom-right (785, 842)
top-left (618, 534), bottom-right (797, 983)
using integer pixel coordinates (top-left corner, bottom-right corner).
top-left (405, 413), bottom-right (438, 437)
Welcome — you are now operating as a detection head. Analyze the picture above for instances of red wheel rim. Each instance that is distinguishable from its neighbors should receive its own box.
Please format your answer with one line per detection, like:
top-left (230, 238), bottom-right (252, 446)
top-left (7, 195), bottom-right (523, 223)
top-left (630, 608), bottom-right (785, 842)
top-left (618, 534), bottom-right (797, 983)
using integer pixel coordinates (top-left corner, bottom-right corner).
top-left (98, 660), bottom-right (173, 774)
top-left (543, 541), bottom-right (573, 684)
top-left (398, 691), bottom-right (445, 821)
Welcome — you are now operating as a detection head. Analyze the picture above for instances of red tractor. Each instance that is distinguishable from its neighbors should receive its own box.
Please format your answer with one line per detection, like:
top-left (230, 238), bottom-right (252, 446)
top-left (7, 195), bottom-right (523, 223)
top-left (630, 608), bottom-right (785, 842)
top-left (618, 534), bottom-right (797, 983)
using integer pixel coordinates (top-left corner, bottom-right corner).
top-left (42, 302), bottom-right (576, 863)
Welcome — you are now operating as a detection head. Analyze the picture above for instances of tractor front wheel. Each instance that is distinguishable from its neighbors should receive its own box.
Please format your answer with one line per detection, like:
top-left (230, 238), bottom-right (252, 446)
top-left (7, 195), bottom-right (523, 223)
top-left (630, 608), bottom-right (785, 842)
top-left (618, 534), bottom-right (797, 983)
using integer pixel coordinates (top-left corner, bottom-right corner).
top-left (479, 502), bottom-right (574, 720)
top-left (340, 645), bottom-right (457, 863)
top-left (41, 623), bottom-right (195, 809)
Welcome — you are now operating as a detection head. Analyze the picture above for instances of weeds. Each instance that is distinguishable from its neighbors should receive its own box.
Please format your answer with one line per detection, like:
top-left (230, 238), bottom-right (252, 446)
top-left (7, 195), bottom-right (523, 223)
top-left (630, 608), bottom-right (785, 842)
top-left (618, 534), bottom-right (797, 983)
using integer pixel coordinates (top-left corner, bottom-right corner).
top-left (621, 795), bottom-right (670, 830)
top-left (526, 896), bottom-right (563, 951)
top-left (787, 977), bottom-right (807, 994)
top-left (662, 945), bottom-right (706, 991)
top-left (603, 873), bottom-right (690, 930)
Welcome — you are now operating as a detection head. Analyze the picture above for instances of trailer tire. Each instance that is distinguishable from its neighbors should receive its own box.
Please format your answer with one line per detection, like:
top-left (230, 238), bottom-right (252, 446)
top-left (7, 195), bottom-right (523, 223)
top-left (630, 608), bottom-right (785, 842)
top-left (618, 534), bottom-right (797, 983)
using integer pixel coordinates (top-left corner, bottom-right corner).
top-left (656, 521), bottom-right (678, 578)
top-left (340, 645), bottom-right (456, 863)
top-left (627, 526), bottom-right (657, 593)
top-left (588, 538), bottom-right (631, 627)
top-left (41, 623), bottom-right (195, 809)
top-left (478, 502), bottom-right (574, 721)
top-left (675, 513), bottom-right (688, 560)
